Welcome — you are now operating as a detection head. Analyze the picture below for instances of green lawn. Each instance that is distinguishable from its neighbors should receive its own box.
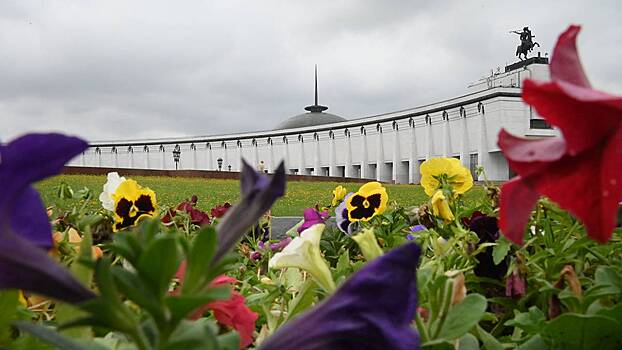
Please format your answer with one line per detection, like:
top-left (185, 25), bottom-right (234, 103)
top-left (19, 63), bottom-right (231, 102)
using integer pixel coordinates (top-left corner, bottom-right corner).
top-left (36, 174), bottom-right (487, 216)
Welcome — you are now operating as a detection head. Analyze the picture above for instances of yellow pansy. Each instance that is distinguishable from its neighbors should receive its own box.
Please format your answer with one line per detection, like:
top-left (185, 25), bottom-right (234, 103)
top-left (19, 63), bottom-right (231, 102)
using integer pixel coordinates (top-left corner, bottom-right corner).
top-left (431, 190), bottom-right (454, 222)
top-left (111, 179), bottom-right (157, 232)
top-left (346, 182), bottom-right (388, 222)
top-left (331, 185), bottom-right (347, 206)
top-left (420, 157), bottom-right (473, 197)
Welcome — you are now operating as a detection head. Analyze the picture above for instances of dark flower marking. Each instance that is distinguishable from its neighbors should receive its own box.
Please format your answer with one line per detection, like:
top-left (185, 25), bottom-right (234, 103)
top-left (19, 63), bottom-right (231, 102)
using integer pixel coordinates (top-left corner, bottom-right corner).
top-left (349, 193), bottom-right (382, 220)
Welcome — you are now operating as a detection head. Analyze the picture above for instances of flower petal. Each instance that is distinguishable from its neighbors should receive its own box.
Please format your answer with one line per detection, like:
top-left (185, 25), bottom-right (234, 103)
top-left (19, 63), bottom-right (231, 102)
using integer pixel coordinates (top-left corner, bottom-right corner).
top-left (499, 177), bottom-right (539, 245)
top-left (214, 161), bottom-right (286, 263)
top-left (549, 25), bottom-right (590, 88)
top-left (258, 243), bottom-right (421, 350)
top-left (0, 133), bottom-right (87, 220)
top-left (0, 232), bottom-right (96, 304)
top-left (10, 187), bottom-right (52, 249)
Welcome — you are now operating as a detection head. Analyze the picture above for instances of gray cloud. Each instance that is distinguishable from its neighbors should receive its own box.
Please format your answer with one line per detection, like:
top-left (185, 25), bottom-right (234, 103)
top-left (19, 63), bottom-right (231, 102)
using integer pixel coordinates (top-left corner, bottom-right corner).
top-left (1, 0), bottom-right (620, 142)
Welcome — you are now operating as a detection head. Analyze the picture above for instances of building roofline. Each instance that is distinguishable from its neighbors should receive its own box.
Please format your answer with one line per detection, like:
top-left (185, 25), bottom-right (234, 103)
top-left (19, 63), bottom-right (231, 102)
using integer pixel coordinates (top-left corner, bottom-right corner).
top-left (89, 87), bottom-right (521, 147)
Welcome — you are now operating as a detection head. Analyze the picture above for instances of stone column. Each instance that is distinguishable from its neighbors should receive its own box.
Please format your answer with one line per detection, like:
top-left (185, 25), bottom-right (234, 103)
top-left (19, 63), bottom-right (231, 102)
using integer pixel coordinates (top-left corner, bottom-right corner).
top-left (252, 139), bottom-right (259, 170)
top-left (81, 151), bottom-right (86, 166)
top-left (128, 146), bottom-right (134, 168)
top-left (408, 118), bottom-right (420, 184)
top-left (283, 136), bottom-right (290, 172)
top-left (237, 140), bottom-right (243, 171)
top-left (443, 111), bottom-right (451, 157)
top-left (206, 143), bottom-right (213, 170)
top-left (110, 146), bottom-right (117, 168)
top-left (298, 134), bottom-right (306, 175)
top-left (144, 146), bottom-right (150, 169)
top-left (344, 129), bottom-right (353, 178)
top-left (361, 126), bottom-right (368, 179)
top-left (221, 141), bottom-right (228, 170)
top-left (426, 115), bottom-right (433, 160)
top-left (376, 123), bottom-right (385, 182)
top-left (328, 130), bottom-right (337, 176)
top-left (160, 145), bottom-right (166, 170)
top-left (96, 147), bottom-right (102, 167)
top-left (190, 143), bottom-right (197, 170)
top-left (477, 102), bottom-right (490, 181)
top-left (267, 138), bottom-right (275, 173)
top-left (313, 132), bottom-right (322, 176)
top-left (391, 121), bottom-right (401, 183)
top-left (459, 106), bottom-right (470, 170)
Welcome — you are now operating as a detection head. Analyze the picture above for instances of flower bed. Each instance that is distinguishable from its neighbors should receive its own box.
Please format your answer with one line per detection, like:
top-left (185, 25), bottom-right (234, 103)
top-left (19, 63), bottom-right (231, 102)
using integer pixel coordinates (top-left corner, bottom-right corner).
top-left (1, 25), bottom-right (622, 350)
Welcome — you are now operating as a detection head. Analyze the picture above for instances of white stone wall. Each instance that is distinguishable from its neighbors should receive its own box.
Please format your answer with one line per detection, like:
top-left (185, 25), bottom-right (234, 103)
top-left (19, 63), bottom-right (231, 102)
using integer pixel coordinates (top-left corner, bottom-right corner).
top-left (72, 62), bottom-right (557, 183)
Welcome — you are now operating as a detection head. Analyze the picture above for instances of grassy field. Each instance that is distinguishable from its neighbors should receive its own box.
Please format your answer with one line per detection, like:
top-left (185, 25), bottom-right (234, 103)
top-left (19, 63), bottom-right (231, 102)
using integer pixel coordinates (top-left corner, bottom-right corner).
top-left (36, 174), bottom-right (487, 216)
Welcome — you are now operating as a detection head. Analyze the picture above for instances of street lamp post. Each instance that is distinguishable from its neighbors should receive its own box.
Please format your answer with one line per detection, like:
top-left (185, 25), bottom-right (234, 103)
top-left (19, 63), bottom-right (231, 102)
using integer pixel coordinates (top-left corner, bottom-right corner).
top-left (172, 145), bottom-right (181, 170)
top-left (217, 157), bottom-right (223, 171)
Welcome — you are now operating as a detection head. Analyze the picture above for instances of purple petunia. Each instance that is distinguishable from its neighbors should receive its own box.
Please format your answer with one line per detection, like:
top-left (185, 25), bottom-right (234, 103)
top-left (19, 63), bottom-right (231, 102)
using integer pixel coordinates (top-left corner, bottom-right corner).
top-left (258, 243), bottom-right (421, 350)
top-left (269, 237), bottom-right (292, 252)
top-left (298, 207), bottom-right (330, 234)
top-left (213, 161), bottom-right (286, 263)
top-left (0, 133), bottom-right (96, 304)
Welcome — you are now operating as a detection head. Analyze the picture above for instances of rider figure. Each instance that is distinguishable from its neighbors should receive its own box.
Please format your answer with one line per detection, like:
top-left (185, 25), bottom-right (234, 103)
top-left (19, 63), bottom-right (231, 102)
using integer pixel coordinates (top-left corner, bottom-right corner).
top-left (513, 27), bottom-right (533, 47)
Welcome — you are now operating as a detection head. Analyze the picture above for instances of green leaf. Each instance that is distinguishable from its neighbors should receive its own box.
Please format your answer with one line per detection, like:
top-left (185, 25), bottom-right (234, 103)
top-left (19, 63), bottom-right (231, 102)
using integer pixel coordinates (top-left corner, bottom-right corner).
top-left (542, 313), bottom-right (622, 350)
top-left (422, 339), bottom-right (455, 350)
top-left (437, 294), bottom-right (487, 341)
top-left (137, 235), bottom-right (180, 297)
top-left (597, 303), bottom-right (622, 324)
top-left (287, 279), bottom-right (318, 319)
top-left (161, 319), bottom-right (219, 350)
top-left (13, 321), bottom-right (108, 350)
top-left (504, 306), bottom-right (546, 334)
top-left (55, 230), bottom-right (95, 339)
top-left (111, 266), bottom-right (162, 317)
top-left (475, 324), bottom-right (504, 350)
top-left (0, 290), bottom-right (18, 344)
top-left (217, 332), bottom-right (240, 350)
top-left (183, 226), bottom-right (218, 294)
top-left (492, 237), bottom-right (511, 265)
top-left (518, 335), bottom-right (548, 350)
top-left (165, 287), bottom-right (230, 322)
top-left (595, 266), bottom-right (622, 291)
top-left (458, 333), bottom-right (480, 350)
top-left (76, 258), bottom-right (136, 333)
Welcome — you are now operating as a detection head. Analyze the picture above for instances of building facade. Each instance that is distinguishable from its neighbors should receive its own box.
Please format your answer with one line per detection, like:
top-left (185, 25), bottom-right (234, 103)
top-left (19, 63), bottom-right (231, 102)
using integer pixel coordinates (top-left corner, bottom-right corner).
top-left (73, 58), bottom-right (555, 183)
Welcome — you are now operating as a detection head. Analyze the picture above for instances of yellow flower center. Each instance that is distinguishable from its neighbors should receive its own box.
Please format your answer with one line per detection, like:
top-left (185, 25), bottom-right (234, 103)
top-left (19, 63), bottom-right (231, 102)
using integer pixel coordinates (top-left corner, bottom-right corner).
top-left (363, 199), bottom-right (370, 208)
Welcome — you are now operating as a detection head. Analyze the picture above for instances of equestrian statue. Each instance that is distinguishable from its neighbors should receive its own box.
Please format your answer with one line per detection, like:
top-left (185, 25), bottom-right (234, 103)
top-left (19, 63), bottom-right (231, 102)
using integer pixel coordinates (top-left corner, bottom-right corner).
top-left (511, 27), bottom-right (540, 60)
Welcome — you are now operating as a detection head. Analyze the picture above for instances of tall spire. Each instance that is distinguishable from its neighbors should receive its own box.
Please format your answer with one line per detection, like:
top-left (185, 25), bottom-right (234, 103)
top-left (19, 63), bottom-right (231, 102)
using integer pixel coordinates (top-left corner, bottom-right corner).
top-left (314, 64), bottom-right (318, 106)
top-left (305, 65), bottom-right (328, 113)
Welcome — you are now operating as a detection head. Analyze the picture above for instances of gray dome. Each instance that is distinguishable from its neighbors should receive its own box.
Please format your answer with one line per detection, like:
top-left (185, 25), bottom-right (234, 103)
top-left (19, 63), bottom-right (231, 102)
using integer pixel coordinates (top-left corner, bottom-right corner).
top-left (275, 111), bottom-right (347, 130)
top-left (276, 66), bottom-right (346, 130)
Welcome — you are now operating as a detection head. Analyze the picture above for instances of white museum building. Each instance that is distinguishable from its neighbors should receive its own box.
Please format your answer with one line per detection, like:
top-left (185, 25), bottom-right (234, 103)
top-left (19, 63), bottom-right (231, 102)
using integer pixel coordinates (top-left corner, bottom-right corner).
top-left (73, 57), bottom-right (556, 183)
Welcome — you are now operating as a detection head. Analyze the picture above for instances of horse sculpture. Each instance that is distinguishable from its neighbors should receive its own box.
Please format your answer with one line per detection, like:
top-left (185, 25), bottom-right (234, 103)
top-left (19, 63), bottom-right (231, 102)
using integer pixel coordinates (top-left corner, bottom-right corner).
top-left (512, 27), bottom-right (540, 60)
top-left (516, 40), bottom-right (540, 60)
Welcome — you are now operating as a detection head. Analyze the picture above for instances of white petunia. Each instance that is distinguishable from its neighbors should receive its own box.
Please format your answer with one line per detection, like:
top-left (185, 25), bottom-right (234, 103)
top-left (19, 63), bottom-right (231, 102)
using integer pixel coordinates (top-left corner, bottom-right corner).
top-left (99, 172), bottom-right (126, 211)
top-left (269, 224), bottom-right (335, 292)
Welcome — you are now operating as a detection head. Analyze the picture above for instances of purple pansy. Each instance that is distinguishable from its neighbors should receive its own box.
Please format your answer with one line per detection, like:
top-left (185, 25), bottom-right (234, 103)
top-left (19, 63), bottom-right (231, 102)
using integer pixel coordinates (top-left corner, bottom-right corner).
top-left (410, 224), bottom-right (426, 233)
top-left (258, 243), bottom-right (421, 350)
top-left (298, 207), bottom-right (330, 234)
top-left (213, 161), bottom-right (286, 263)
top-left (464, 212), bottom-right (508, 280)
top-left (0, 133), bottom-right (96, 303)
top-left (335, 192), bottom-right (355, 235)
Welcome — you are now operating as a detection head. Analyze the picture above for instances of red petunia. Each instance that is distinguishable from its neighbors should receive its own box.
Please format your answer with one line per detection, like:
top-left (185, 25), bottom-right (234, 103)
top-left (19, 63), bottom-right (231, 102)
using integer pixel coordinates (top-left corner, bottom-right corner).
top-left (173, 261), bottom-right (258, 349)
top-left (162, 195), bottom-right (211, 226)
top-left (210, 202), bottom-right (232, 219)
top-left (498, 25), bottom-right (622, 244)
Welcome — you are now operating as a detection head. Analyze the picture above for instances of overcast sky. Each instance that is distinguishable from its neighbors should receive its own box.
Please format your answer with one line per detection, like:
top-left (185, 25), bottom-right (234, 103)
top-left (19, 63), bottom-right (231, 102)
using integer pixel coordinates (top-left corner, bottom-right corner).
top-left (2, 1), bottom-right (621, 142)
